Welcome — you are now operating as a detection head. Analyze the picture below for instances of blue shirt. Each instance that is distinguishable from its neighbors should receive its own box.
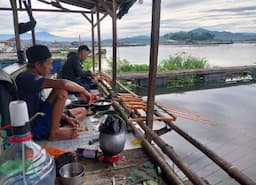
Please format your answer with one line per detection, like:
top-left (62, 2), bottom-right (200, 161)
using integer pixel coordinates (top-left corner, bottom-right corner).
top-left (15, 71), bottom-right (46, 117)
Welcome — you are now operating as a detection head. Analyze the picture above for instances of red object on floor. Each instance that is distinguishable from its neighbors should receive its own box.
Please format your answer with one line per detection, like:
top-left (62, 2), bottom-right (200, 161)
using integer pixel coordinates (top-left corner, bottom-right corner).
top-left (99, 154), bottom-right (120, 163)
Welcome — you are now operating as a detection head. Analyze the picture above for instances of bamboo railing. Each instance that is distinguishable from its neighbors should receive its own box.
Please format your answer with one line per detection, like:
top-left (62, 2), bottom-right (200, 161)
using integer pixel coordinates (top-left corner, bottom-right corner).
top-left (97, 78), bottom-right (256, 185)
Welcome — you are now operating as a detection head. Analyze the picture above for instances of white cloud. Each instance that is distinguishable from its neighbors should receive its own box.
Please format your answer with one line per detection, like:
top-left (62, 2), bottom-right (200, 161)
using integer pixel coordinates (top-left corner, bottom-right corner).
top-left (0, 0), bottom-right (255, 38)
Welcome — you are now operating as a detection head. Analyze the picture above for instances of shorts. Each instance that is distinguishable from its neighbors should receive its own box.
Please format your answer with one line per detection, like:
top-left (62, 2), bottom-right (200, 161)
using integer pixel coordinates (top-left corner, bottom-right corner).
top-left (31, 101), bottom-right (52, 140)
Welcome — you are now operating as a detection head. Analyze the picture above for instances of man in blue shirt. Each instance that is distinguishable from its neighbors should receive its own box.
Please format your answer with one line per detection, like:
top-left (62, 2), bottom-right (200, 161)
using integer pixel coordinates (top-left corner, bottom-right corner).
top-left (16, 45), bottom-right (91, 140)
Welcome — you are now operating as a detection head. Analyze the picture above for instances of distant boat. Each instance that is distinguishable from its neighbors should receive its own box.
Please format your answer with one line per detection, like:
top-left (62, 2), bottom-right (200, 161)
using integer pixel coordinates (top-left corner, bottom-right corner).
top-left (225, 75), bottom-right (253, 83)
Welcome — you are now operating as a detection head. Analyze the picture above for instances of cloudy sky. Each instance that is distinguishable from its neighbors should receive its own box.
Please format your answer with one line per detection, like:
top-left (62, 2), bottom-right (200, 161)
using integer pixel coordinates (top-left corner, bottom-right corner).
top-left (0, 0), bottom-right (256, 39)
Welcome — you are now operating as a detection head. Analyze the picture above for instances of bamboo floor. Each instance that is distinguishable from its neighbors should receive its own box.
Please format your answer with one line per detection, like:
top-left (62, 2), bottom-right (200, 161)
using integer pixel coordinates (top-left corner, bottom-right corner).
top-left (55, 148), bottom-right (172, 185)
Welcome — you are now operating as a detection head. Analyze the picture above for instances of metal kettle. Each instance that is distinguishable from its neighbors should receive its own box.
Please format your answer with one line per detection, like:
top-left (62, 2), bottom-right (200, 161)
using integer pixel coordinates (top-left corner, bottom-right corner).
top-left (99, 115), bottom-right (126, 156)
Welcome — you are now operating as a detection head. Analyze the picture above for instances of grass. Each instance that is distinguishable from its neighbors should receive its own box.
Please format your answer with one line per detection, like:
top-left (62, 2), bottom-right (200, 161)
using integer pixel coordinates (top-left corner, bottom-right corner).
top-left (82, 56), bottom-right (99, 70)
top-left (159, 52), bottom-right (208, 71)
top-left (105, 52), bottom-right (209, 73)
top-left (105, 52), bottom-right (209, 90)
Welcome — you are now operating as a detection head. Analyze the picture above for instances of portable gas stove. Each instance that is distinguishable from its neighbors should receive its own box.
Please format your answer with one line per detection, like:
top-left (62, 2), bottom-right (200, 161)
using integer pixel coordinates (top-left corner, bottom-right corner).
top-left (99, 154), bottom-right (121, 164)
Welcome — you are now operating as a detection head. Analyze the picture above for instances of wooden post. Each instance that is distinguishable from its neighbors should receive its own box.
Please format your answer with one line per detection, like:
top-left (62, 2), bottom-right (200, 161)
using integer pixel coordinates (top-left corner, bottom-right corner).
top-left (112, 0), bottom-right (117, 91)
top-left (28, 0), bottom-right (36, 45)
top-left (91, 11), bottom-right (95, 72)
top-left (96, 4), bottom-right (102, 72)
top-left (146, 0), bottom-right (161, 132)
top-left (10, 0), bottom-right (25, 64)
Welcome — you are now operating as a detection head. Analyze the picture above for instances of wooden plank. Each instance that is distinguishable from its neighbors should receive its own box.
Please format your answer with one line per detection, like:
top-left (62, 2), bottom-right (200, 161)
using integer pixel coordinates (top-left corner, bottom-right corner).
top-left (55, 148), bottom-right (169, 185)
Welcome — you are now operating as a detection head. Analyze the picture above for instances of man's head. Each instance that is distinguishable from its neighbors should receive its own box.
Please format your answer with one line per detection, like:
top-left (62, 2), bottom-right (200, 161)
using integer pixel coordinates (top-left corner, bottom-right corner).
top-left (78, 45), bottom-right (90, 61)
top-left (26, 45), bottom-right (52, 76)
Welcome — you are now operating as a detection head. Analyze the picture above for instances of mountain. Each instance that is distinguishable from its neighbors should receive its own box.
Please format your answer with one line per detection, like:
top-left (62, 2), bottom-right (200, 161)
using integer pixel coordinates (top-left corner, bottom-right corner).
top-left (0, 34), bottom-right (14, 41)
top-left (207, 31), bottom-right (256, 41)
top-left (162, 28), bottom-right (256, 41)
top-left (0, 32), bottom-right (90, 42)
top-left (101, 35), bottom-right (150, 46)
top-left (118, 35), bottom-right (150, 43)
top-left (1, 28), bottom-right (256, 43)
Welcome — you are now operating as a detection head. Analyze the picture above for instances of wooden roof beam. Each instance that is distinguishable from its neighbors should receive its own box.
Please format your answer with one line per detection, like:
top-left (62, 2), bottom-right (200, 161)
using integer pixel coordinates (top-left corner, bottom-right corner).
top-left (58, 0), bottom-right (94, 10)
top-left (0, 7), bottom-right (91, 13)
top-left (38, 0), bottom-right (92, 23)
top-left (98, 0), bottom-right (114, 17)
top-left (82, 13), bottom-right (91, 24)
top-left (93, 13), bottom-right (108, 28)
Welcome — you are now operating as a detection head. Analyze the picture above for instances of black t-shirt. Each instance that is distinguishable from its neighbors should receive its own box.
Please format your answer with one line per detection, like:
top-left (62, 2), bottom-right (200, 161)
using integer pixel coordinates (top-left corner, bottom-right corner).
top-left (60, 54), bottom-right (91, 83)
top-left (15, 71), bottom-right (45, 117)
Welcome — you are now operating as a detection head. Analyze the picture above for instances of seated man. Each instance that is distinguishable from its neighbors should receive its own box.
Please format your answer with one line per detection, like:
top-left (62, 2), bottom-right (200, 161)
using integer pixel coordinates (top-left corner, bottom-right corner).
top-left (15, 45), bottom-right (91, 141)
top-left (58, 45), bottom-right (96, 91)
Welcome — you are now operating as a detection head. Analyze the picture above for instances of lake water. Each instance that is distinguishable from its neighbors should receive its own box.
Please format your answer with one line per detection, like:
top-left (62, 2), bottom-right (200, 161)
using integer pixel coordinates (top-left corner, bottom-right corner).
top-left (105, 44), bottom-right (256, 183)
top-left (105, 43), bottom-right (256, 67)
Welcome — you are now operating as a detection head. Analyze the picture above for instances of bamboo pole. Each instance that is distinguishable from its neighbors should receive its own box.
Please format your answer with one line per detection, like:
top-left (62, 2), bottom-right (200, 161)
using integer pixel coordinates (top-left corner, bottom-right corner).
top-left (91, 11), bottom-right (95, 72)
top-left (136, 121), bottom-right (207, 185)
top-left (10, 0), bottom-right (21, 51)
top-left (128, 117), bottom-right (175, 122)
top-left (146, 0), bottom-right (161, 132)
top-left (116, 80), bottom-right (138, 97)
top-left (96, 4), bottom-right (102, 72)
top-left (152, 110), bottom-right (256, 185)
top-left (165, 121), bottom-right (256, 185)
top-left (10, 0), bottom-right (25, 64)
top-left (112, 0), bottom-right (117, 91)
top-left (28, 0), bottom-right (36, 45)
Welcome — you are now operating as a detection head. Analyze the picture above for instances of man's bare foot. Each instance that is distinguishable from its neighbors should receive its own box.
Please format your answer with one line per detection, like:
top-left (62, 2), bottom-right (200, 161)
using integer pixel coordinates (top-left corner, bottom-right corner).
top-left (48, 127), bottom-right (79, 141)
top-left (69, 107), bottom-right (87, 122)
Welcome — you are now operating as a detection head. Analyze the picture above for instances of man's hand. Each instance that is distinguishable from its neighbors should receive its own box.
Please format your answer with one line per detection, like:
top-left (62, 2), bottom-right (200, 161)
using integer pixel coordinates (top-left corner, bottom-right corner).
top-left (66, 117), bottom-right (80, 127)
top-left (80, 89), bottom-right (91, 103)
top-left (90, 71), bottom-right (96, 79)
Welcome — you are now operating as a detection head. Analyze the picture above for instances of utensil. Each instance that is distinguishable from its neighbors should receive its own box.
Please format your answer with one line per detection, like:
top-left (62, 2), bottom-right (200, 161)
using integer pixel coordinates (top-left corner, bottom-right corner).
top-left (91, 99), bottom-right (112, 112)
top-left (59, 162), bottom-right (85, 185)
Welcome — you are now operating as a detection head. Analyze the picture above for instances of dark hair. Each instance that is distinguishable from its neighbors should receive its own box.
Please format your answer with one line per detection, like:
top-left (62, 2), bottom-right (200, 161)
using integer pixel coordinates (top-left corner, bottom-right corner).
top-left (26, 45), bottom-right (51, 65)
top-left (78, 45), bottom-right (90, 52)
top-left (26, 59), bottom-right (45, 68)
top-left (67, 51), bottom-right (77, 58)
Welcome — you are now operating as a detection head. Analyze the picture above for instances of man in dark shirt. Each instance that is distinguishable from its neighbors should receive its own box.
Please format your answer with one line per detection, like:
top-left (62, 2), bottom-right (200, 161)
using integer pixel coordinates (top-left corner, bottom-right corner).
top-left (16, 45), bottom-right (91, 140)
top-left (59, 45), bottom-right (95, 90)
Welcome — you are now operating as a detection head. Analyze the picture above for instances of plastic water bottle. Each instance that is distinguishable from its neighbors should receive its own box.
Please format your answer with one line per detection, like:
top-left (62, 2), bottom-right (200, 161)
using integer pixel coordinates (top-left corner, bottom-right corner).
top-left (0, 100), bottom-right (56, 185)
